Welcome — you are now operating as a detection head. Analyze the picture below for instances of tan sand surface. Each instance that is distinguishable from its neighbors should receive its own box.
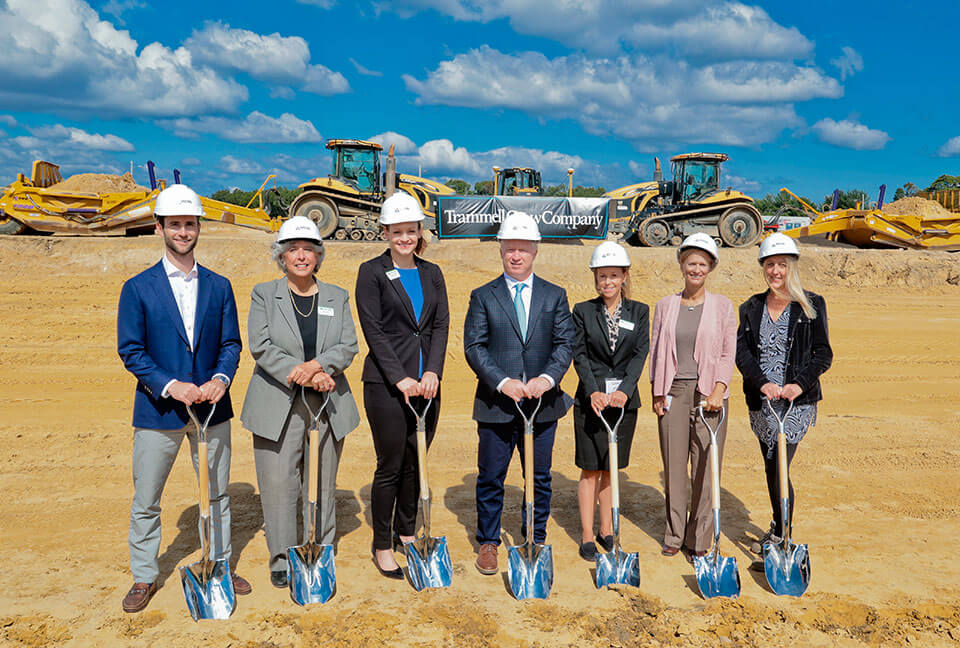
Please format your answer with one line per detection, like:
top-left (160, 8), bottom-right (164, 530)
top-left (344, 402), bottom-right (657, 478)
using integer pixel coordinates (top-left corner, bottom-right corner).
top-left (1, 228), bottom-right (959, 647)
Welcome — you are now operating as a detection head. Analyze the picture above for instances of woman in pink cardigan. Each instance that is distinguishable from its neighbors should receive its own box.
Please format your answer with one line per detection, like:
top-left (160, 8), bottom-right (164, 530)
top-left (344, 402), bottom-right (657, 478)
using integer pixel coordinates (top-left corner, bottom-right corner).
top-left (649, 233), bottom-right (736, 560)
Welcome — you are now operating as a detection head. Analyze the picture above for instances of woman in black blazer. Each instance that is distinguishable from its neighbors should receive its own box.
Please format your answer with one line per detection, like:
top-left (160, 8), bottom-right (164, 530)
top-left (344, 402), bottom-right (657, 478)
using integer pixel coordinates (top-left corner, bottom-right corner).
top-left (355, 192), bottom-right (450, 578)
top-left (571, 242), bottom-right (649, 561)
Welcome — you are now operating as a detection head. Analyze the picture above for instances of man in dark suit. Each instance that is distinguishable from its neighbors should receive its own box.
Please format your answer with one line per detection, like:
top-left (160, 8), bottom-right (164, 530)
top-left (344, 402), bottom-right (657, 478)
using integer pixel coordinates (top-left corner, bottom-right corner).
top-left (463, 212), bottom-right (574, 575)
top-left (116, 184), bottom-right (249, 613)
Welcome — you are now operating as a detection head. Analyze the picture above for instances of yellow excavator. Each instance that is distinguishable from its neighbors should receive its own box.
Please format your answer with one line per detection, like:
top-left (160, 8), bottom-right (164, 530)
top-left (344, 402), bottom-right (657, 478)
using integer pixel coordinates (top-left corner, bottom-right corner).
top-left (287, 139), bottom-right (454, 240)
top-left (605, 153), bottom-right (763, 248)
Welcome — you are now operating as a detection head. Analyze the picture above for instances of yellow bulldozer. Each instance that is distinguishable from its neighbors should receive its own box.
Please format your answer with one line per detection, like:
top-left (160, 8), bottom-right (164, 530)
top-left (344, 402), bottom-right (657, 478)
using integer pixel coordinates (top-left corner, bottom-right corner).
top-left (287, 139), bottom-right (454, 240)
top-left (489, 166), bottom-right (576, 196)
top-left (605, 153), bottom-right (763, 248)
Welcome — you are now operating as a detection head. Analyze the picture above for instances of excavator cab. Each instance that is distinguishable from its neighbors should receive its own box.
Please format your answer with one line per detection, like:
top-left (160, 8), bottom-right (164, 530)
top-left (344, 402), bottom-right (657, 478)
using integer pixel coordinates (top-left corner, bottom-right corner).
top-left (667, 153), bottom-right (726, 204)
top-left (327, 139), bottom-right (382, 195)
top-left (493, 167), bottom-right (542, 196)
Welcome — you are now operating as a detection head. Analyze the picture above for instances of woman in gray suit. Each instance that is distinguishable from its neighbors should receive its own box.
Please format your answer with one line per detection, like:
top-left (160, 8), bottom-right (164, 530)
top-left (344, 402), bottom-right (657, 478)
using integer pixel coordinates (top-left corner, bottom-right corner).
top-left (241, 216), bottom-right (360, 588)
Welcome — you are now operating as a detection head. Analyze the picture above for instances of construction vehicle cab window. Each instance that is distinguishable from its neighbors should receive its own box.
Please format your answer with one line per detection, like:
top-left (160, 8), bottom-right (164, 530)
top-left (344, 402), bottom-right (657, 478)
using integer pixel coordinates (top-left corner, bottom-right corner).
top-left (336, 146), bottom-right (379, 194)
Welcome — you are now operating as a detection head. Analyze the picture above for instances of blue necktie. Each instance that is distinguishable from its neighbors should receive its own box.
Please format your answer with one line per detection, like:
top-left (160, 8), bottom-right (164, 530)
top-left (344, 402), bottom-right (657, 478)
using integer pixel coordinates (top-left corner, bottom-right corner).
top-left (513, 283), bottom-right (527, 341)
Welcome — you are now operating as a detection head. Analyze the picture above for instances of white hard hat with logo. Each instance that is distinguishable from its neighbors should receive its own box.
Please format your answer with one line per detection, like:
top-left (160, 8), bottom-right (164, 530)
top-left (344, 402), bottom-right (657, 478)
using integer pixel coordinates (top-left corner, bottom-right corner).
top-left (758, 232), bottom-right (800, 262)
top-left (497, 211), bottom-right (541, 241)
top-left (589, 241), bottom-right (631, 268)
top-left (380, 191), bottom-right (425, 225)
top-left (154, 184), bottom-right (205, 218)
top-left (277, 216), bottom-right (323, 244)
top-left (677, 232), bottom-right (719, 266)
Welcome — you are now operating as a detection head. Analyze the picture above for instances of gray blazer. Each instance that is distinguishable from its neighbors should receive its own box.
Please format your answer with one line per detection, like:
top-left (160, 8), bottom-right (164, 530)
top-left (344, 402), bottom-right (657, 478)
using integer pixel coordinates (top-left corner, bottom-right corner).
top-left (241, 278), bottom-right (360, 442)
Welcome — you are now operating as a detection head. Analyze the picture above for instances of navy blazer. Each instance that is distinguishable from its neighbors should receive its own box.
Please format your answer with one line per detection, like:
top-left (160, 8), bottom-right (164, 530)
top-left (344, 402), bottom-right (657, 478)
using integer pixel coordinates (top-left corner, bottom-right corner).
top-left (117, 261), bottom-right (242, 430)
top-left (464, 274), bottom-right (574, 424)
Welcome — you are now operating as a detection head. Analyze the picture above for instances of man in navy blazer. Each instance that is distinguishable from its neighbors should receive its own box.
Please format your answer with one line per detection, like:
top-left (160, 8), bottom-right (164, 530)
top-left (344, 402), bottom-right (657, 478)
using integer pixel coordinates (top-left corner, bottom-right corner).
top-left (116, 184), bottom-right (248, 612)
top-left (463, 212), bottom-right (574, 575)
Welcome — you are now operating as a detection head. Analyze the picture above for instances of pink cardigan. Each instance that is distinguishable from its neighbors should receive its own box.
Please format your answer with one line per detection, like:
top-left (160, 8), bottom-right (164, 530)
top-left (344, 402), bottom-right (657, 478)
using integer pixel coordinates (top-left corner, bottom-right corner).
top-left (649, 290), bottom-right (737, 399)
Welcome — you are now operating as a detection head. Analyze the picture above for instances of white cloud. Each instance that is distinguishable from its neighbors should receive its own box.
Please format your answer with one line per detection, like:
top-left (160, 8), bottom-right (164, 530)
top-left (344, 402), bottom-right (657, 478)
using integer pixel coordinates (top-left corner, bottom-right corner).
top-left (369, 131), bottom-right (419, 155)
top-left (628, 160), bottom-right (647, 178)
top-left (28, 124), bottom-right (135, 151)
top-left (350, 58), bottom-right (383, 77)
top-left (160, 111), bottom-right (322, 143)
top-left (0, 115), bottom-right (17, 127)
top-left (221, 155), bottom-right (266, 175)
top-left (181, 157), bottom-right (202, 166)
top-left (100, 0), bottom-right (145, 24)
top-left (415, 139), bottom-right (483, 176)
top-left (297, 0), bottom-right (335, 6)
top-left (404, 47), bottom-right (838, 148)
top-left (0, 0), bottom-right (247, 117)
top-left (830, 46), bottom-right (863, 81)
top-left (183, 21), bottom-right (349, 95)
top-left (937, 136), bottom-right (960, 157)
top-left (812, 118), bottom-right (890, 150)
top-left (269, 86), bottom-right (297, 100)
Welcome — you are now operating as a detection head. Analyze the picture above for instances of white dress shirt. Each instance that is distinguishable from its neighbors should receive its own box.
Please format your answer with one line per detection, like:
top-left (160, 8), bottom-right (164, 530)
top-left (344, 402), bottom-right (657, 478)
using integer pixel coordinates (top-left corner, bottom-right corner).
top-left (159, 254), bottom-right (230, 398)
top-left (496, 273), bottom-right (555, 392)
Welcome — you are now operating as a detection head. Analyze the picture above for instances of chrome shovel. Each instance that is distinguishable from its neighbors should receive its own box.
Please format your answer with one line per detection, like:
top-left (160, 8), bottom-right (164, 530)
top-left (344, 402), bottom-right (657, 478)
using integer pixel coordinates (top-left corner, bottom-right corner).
top-left (595, 406), bottom-right (640, 589)
top-left (286, 389), bottom-right (336, 605)
top-left (507, 397), bottom-right (554, 600)
top-left (762, 398), bottom-right (811, 597)
top-left (693, 402), bottom-right (740, 599)
top-left (180, 402), bottom-right (236, 621)
top-left (403, 397), bottom-right (453, 591)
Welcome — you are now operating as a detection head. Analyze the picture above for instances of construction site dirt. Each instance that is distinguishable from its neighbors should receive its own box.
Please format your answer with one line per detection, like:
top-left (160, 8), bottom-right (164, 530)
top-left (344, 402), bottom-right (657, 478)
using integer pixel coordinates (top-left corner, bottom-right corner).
top-left (1, 227), bottom-right (958, 647)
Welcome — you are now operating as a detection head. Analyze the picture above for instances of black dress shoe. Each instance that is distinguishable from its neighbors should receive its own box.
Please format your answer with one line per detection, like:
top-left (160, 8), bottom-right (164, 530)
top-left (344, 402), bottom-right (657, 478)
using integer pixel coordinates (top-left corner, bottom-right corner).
top-left (392, 533), bottom-right (406, 552)
top-left (578, 541), bottom-right (598, 561)
top-left (270, 570), bottom-right (288, 588)
top-left (372, 546), bottom-right (404, 579)
top-left (596, 533), bottom-right (614, 552)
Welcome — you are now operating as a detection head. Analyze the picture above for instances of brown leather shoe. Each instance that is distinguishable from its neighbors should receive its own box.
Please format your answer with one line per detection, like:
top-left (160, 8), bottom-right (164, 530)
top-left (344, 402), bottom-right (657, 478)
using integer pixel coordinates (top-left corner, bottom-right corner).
top-left (122, 582), bottom-right (156, 613)
top-left (231, 572), bottom-right (252, 595)
top-left (661, 544), bottom-right (680, 557)
top-left (475, 543), bottom-right (498, 575)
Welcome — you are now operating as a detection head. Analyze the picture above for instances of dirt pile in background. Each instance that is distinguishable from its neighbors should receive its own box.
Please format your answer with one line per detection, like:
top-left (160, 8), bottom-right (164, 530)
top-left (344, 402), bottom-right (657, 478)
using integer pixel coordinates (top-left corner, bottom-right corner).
top-left (882, 196), bottom-right (952, 218)
top-left (49, 171), bottom-right (149, 194)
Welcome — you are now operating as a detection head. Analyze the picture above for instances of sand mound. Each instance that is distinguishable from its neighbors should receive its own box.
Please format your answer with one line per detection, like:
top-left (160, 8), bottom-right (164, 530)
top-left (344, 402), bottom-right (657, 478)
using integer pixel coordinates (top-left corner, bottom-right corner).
top-left (882, 196), bottom-right (952, 218)
top-left (48, 171), bottom-right (149, 194)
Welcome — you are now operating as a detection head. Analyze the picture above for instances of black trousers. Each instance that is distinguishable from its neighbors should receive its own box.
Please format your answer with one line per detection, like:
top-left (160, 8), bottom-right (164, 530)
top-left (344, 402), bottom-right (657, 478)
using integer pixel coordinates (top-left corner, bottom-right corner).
top-left (759, 438), bottom-right (798, 537)
top-left (364, 381), bottom-right (439, 551)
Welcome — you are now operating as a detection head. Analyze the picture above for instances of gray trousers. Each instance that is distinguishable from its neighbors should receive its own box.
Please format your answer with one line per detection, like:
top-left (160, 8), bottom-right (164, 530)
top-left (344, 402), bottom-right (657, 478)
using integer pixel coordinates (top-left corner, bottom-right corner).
top-left (253, 397), bottom-right (343, 572)
top-left (129, 420), bottom-right (232, 583)
top-left (657, 379), bottom-right (727, 552)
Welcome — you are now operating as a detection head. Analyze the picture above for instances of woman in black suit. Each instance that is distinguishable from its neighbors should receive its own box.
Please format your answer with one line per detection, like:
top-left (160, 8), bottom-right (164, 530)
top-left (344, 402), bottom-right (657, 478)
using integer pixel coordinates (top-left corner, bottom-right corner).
top-left (355, 192), bottom-right (450, 578)
top-left (571, 242), bottom-right (649, 561)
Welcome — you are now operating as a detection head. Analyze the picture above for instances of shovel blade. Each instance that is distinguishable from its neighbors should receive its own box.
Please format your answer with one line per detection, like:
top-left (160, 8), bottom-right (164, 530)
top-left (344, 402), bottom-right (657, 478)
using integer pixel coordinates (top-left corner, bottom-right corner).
top-left (287, 542), bottom-right (336, 605)
top-left (404, 535), bottom-right (453, 591)
top-left (180, 559), bottom-right (235, 620)
top-left (763, 540), bottom-right (810, 597)
top-left (694, 552), bottom-right (740, 599)
top-left (595, 548), bottom-right (641, 589)
top-left (507, 543), bottom-right (553, 600)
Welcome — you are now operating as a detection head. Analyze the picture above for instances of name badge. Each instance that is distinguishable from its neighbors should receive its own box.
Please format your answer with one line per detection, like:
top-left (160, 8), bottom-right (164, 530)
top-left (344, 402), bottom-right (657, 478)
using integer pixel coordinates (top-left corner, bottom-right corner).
top-left (605, 378), bottom-right (622, 394)
top-left (317, 306), bottom-right (335, 317)
top-left (619, 319), bottom-right (635, 331)
top-left (385, 269), bottom-right (400, 280)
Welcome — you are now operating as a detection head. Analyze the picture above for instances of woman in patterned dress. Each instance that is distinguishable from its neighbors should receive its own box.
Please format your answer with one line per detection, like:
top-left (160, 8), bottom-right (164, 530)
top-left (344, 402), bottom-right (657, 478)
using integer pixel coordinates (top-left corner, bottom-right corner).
top-left (735, 233), bottom-right (833, 553)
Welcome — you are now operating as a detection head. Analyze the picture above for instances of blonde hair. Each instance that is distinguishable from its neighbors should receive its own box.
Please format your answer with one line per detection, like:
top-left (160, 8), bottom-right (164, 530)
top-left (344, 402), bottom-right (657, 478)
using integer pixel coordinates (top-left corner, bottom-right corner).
top-left (678, 247), bottom-right (717, 269)
top-left (766, 256), bottom-right (816, 319)
top-left (593, 267), bottom-right (631, 300)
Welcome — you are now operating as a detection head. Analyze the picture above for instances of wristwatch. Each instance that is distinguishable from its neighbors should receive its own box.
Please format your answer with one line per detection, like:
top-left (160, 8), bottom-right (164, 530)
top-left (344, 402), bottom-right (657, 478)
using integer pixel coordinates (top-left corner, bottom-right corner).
top-left (214, 375), bottom-right (229, 385)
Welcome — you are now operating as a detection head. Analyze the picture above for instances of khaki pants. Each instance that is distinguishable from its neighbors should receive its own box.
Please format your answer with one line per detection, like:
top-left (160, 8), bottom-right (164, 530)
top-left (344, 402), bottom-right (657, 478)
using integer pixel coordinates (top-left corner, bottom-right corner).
top-left (657, 379), bottom-right (727, 551)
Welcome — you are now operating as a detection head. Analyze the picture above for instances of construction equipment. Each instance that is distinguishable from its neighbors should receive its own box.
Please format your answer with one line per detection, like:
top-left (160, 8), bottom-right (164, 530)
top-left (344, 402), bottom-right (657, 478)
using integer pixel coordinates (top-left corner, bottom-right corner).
top-left (692, 402), bottom-right (740, 599)
top-left (762, 399), bottom-right (811, 598)
top-left (180, 403), bottom-right (236, 621)
top-left (606, 153), bottom-right (763, 248)
top-left (491, 167), bottom-right (577, 197)
top-left (287, 140), bottom-right (454, 240)
top-left (594, 407), bottom-right (640, 589)
top-left (287, 389), bottom-right (336, 606)
top-left (0, 160), bottom-right (279, 236)
top-left (775, 188), bottom-right (960, 250)
top-left (919, 189), bottom-right (960, 213)
top-left (508, 398), bottom-right (554, 601)
top-left (403, 397), bottom-right (453, 591)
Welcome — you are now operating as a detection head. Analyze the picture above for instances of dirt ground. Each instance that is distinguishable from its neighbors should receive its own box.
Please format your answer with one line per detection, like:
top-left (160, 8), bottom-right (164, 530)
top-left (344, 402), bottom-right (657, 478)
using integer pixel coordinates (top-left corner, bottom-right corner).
top-left (1, 226), bottom-right (959, 647)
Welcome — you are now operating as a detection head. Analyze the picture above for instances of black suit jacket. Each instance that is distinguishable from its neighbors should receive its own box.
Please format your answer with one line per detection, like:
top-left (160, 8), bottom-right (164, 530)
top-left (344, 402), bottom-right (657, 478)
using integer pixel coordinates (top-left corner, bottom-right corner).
top-left (463, 274), bottom-right (574, 424)
top-left (572, 297), bottom-right (650, 410)
top-left (355, 250), bottom-right (450, 385)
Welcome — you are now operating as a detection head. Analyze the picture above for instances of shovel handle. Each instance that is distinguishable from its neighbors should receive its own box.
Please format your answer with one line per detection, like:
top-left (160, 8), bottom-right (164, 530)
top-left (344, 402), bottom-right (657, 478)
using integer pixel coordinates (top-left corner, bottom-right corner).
top-left (197, 440), bottom-right (210, 518)
top-left (515, 398), bottom-right (541, 536)
top-left (598, 407), bottom-right (624, 511)
top-left (698, 402), bottom-right (725, 513)
top-left (765, 398), bottom-right (794, 542)
top-left (406, 398), bottom-right (434, 504)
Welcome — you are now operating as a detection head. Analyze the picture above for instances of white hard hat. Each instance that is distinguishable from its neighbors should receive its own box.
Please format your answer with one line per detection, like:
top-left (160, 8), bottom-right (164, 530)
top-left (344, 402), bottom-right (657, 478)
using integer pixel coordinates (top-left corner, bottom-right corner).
top-left (380, 191), bottom-right (424, 225)
top-left (677, 232), bottom-right (719, 266)
top-left (758, 232), bottom-right (800, 262)
top-left (154, 184), bottom-right (204, 218)
top-left (497, 211), bottom-right (541, 241)
top-left (277, 216), bottom-right (323, 244)
top-left (589, 241), bottom-right (631, 268)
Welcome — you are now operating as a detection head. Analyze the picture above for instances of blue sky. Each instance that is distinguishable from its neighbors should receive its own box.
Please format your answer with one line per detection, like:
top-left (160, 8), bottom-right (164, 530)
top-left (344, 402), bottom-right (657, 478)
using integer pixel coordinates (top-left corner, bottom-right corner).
top-left (1, 0), bottom-right (957, 203)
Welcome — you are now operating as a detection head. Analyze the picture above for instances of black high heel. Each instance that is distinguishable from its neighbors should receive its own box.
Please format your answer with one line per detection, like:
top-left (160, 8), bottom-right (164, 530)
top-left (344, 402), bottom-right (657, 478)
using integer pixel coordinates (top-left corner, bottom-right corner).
top-left (372, 544), bottom-right (403, 579)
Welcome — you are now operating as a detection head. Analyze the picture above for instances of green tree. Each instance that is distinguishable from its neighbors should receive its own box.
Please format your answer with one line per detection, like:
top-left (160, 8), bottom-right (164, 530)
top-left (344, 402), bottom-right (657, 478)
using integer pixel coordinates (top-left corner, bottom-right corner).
top-left (926, 174), bottom-right (960, 191)
top-left (821, 188), bottom-right (870, 210)
top-left (753, 191), bottom-right (818, 216)
top-left (445, 179), bottom-right (471, 194)
top-left (210, 185), bottom-right (303, 218)
top-left (473, 180), bottom-right (494, 195)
